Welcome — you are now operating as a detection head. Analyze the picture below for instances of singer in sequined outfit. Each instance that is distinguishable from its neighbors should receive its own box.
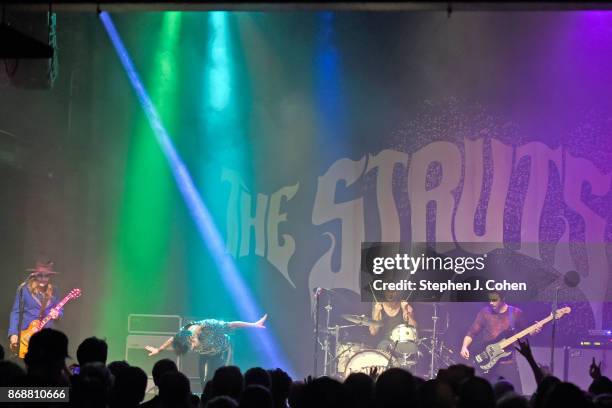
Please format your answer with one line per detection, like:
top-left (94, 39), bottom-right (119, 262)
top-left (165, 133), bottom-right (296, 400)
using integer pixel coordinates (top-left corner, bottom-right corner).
top-left (145, 314), bottom-right (267, 386)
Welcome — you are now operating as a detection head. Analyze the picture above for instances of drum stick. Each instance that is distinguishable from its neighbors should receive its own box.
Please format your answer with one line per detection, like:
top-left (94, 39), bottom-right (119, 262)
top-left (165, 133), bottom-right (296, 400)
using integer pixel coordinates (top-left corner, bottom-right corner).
top-left (369, 282), bottom-right (380, 304)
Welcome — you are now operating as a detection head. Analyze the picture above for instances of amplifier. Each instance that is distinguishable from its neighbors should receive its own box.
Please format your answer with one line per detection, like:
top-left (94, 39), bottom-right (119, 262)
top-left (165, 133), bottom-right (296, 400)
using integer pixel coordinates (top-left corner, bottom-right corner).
top-left (566, 348), bottom-right (609, 390)
top-left (587, 330), bottom-right (612, 336)
top-left (578, 339), bottom-right (612, 349)
top-left (517, 346), bottom-right (610, 394)
top-left (128, 314), bottom-right (182, 334)
top-left (578, 331), bottom-right (612, 349)
top-left (516, 346), bottom-right (565, 395)
top-left (125, 334), bottom-right (180, 378)
top-left (180, 351), bottom-right (202, 384)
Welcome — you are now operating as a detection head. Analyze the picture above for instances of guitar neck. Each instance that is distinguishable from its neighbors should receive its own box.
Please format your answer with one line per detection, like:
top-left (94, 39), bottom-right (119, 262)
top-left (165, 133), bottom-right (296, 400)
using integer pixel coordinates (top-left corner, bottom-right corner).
top-left (499, 314), bottom-right (553, 349)
top-left (39, 296), bottom-right (71, 329)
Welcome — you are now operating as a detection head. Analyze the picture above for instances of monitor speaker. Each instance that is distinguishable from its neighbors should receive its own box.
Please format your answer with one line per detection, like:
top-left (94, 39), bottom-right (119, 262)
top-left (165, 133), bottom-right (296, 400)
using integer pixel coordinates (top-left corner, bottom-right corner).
top-left (128, 314), bottom-right (182, 334)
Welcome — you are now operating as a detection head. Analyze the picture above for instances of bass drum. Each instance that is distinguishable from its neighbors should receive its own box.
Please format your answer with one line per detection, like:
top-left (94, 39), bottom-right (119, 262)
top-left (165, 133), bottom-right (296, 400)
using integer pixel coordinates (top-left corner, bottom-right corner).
top-left (344, 349), bottom-right (393, 378)
top-left (336, 342), bottom-right (365, 375)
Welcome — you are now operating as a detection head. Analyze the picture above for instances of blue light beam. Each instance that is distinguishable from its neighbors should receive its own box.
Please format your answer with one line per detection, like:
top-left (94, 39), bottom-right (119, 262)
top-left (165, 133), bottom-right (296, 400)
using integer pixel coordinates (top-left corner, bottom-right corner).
top-left (99, 11), bottom-right (292, 374)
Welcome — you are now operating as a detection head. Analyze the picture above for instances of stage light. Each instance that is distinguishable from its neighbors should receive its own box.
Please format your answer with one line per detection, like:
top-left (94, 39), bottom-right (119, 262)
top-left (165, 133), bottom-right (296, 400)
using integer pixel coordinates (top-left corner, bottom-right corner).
top-left (315, 11), bottom-right (347, 157)
top-left (99, 11), bottom-right (292, 374)
top-left (0, 23), bottom-right (53, 58)
top-left (208, 12), bottom-right (231, 111)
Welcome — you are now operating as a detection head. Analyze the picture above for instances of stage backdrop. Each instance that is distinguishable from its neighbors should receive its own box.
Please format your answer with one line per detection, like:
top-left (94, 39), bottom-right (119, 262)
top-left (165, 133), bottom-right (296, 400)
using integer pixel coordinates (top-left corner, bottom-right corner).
top-left (0, 10), bottom-right (611, 377)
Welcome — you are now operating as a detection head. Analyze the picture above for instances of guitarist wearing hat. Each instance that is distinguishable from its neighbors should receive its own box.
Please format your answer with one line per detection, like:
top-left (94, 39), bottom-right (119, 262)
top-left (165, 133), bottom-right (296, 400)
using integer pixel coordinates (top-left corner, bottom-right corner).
top-left (8, 261), bottom-right (62, 357)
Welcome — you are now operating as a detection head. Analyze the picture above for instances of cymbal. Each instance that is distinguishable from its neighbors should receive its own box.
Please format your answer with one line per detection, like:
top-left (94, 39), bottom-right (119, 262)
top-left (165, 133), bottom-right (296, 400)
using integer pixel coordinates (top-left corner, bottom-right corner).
top-left (341, 314), bottom-right (382, 328)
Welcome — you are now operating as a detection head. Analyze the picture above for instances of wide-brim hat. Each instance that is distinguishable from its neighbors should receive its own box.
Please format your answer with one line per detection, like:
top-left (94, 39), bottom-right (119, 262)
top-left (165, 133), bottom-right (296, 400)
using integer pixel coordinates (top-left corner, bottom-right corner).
top-left (26, 260), bottom-right (59, 276)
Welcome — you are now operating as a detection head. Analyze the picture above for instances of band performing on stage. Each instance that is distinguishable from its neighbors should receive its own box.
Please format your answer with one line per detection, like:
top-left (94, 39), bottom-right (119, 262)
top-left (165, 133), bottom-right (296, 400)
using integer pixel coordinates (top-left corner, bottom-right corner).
top-left (309, 289), bottom-right (571, 393)
top-left (7, 261), bottom-right (572, 392)
top-left (5, 7), bottom-right (612, 407)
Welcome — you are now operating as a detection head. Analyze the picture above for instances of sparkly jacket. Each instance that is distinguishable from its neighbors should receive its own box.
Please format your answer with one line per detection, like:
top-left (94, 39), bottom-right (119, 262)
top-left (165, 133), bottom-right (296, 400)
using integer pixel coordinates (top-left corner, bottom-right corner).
top-left (184, 319), bottom-right (233, 355)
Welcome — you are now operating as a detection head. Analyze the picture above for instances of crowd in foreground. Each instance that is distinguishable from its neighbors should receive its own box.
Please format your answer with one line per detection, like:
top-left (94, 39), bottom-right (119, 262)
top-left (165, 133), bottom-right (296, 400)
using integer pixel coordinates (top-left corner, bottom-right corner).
top-left (0, 328), bottom-right (611, 408)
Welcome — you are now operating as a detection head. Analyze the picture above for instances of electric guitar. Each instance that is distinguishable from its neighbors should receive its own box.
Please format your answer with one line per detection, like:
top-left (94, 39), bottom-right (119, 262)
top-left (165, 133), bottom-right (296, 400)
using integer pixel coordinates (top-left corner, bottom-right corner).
top-left (12, 288), bottom-right (82, 358)
top-left (472, 306), bottom-right (571, 372)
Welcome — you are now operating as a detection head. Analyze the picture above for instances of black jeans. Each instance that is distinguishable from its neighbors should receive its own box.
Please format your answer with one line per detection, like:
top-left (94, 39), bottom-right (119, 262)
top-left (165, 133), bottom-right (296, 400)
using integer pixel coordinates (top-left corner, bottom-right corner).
top-left (484, 359), bottom-right (523, 394)
top-left (198, 352), bottom-right (226, 389)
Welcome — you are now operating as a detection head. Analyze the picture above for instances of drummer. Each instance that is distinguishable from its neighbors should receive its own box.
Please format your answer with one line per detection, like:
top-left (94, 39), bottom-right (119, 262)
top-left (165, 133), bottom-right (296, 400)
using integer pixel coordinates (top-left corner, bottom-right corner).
top-left (370, 290), bottom-right (417, 352)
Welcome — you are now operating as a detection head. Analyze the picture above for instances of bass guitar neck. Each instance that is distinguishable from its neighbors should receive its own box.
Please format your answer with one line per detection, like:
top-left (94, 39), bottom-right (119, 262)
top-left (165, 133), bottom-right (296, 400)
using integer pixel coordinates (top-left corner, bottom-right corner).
top-left (473, 307), bottom-right (571, 372)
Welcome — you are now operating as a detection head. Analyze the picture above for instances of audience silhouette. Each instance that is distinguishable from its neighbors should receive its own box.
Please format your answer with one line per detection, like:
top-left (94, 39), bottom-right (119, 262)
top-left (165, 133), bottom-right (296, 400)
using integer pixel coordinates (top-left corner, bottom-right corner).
top-left (0, 328), bottom-right (609, 408)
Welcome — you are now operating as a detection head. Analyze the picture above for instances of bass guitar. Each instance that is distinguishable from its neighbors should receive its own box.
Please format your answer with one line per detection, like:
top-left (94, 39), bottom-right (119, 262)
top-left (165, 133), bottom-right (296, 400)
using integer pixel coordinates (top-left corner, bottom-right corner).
top-left (473, 306), bottom-right (571, 372)
top-left (13, 288), bottom-right (82, 358)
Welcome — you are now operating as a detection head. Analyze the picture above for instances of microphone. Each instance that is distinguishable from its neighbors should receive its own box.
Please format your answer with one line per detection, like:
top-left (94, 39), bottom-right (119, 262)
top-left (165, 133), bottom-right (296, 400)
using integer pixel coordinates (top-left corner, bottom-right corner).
top-left (17, 273), bottom-right (37, 288)
top-left (313, 287), bottom-right (336, 298)
top-left (551, 270), bottom-right (581, 290)
top-left (563, 270), bottom-right (580, 288)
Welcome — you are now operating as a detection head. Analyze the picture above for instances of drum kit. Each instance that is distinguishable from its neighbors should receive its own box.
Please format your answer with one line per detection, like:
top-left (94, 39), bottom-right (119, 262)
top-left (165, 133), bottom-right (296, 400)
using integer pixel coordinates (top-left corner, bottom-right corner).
top-left (314, 299), bottom-right (456, 379)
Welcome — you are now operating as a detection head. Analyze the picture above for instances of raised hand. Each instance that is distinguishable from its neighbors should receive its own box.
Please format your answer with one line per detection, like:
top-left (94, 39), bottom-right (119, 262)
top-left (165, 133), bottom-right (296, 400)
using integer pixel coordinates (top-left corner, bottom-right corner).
top-left (460, 346), bottom-right (470, 360)
top-left (538, 364), bottom-right (551, 377)
top-left (515, 338), bottom-right (544, 385)
top-left (254, 314), bottom-right (267, 329)
top-left (590, 357), bottom-right (602, 379)
top-left (145, 345), bottom-right (160, 356)
top-left (515, 338), bottom-right (534, 360)
top-left (368, 366), bottom-right (380, 379)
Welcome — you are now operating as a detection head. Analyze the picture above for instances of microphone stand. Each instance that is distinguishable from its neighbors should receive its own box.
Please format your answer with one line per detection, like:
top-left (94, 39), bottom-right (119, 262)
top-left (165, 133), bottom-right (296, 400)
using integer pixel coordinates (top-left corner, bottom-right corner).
top-left (550, 286), bottom-right (560, 374)
top-left (323, 300), bottom-right (333, 376)
top-left (313, 289), bottom-right (321, 376)
top-left (430, 303), bottom-right (438, 379)
top-left (15, 277), bottom-right (32, 358)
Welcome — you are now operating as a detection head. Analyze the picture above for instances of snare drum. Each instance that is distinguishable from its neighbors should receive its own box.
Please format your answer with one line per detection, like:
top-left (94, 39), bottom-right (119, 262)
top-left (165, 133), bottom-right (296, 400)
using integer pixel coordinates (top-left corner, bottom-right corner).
top-left (390, 324), bottom-right (417, 342)
top-left (389, 324), bottom-right (418, 356)
top-left (344, 349), bottom-right (393, 378)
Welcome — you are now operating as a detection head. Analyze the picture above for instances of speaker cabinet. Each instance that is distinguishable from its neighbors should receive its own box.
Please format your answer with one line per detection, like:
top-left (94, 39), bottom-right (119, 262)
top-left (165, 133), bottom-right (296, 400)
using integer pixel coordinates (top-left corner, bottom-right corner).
top-left (125, 334), bottom-right (180, 378)
top-left (180, 351), bottom-right (202, 384)
top-left (128, 314), bottom-right (182, 334)
top-left (516, 346), bottom-right (564, 395)
top-left (517, 346), bottom-right (610, 394)
top-left (566, 348), bottom-right (610, 391)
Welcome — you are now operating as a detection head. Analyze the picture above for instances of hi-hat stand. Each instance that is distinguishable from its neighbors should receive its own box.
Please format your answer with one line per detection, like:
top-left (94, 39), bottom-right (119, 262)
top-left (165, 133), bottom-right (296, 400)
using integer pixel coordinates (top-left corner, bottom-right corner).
top-left (419, 304), bottom-right (455, 379)
top-left (313, 289), bottom-right (340, 376)
top-left (322, 301), bottom-right (333, 376)
top-left (429, 303), bottom-right (439, 378)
